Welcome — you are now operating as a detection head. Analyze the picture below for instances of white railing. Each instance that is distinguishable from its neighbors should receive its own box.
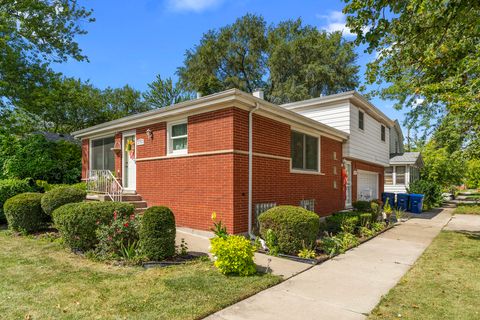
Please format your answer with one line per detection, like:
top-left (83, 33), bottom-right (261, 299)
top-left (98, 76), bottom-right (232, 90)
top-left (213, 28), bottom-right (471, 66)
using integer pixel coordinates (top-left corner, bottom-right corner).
top-left (87, 170), bottom-right (123, 202)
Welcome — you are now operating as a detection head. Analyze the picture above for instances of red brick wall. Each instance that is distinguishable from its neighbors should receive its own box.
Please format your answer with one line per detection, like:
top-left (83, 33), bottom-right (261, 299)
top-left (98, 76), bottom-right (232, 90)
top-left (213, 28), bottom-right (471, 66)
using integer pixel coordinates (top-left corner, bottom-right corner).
top-left (348, 158), bottom-right (385, 202)
top-left (81, 139), bottom-right (89, 180)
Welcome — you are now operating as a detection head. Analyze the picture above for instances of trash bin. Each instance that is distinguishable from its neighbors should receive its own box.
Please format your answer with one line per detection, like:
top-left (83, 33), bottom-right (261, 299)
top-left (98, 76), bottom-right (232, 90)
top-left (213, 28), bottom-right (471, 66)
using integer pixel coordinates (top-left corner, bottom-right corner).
top-left (409, 194), bottom-right (424, 214)
top-left (397, 193), bottom-right (410, 211)
top-left (382, 192), bottom-right (395, 208)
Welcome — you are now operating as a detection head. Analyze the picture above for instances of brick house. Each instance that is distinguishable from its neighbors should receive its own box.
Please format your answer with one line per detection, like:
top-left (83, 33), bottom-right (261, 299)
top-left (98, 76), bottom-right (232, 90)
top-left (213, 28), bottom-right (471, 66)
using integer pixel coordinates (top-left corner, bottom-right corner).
top-left (73, 89), bottom-right (393, 234)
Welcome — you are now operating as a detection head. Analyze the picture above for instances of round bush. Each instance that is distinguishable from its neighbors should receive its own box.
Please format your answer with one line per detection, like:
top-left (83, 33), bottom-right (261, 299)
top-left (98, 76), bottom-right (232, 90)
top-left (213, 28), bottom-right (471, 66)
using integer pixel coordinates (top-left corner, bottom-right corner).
top-left (210, 235), bottom-right (256, 276)
top-left (258, 205), bottom-right (320, 255)
top-left (139, 206), bottom-right (176, 261)
top-left (52, 201), bottom-right (135, 251)
top-left (4, 193), bottom-right (46, 233)
top-left (0, 179), bottom-right (34, 223)
top-left (41, 186), bottom-right (86, 216)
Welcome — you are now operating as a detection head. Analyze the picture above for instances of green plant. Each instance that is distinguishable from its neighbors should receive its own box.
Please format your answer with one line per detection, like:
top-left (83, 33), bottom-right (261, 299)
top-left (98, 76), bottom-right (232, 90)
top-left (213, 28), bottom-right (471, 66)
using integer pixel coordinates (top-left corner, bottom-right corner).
top-left (52, 202), bottom-right (135, 251)
top-left (407, 179), bottom-right (443, 210)
top-left (210, 235), bottom-right (256, 276)
top-left (358, 213), bottom-right (372, 228)
top-left (358, 226), bottom-right (374, 238)
top-left (371, 222), bottom-right (386, 233)
top-left (325, 212), bottom-right (359, 234)
top-left (210, 211), bottom-right (228, 239)
top-left (3, 193), bottom-right (46, 233)
top-left (298, 241), bottom-right (316, 259)
top-left (176, 238), bottom-right (189, 256)
top-left (370, 201), bottom-right (382, 222)
top-left (41, 186), bottom-right (86, 216)
top-left (352, 200), bottom-right (371, 212)
top-left (265, 228), bottom-right (279, 256)
top-left (119, 240), bottom-right (140, 261)
top-left (383, 198), bottom-right (393, 220)
top-left (394, 208), bottom-right (405, 221)
top-left (258, 206), bottom-right (320, 255)
top-left (321, 232), bottom-right (359, 257)
top-left (139, 206), bottom-right (176, 261)
top-left (95, 211), bottom-right (140, 259)
top-left (0, 179), bottom-right (34, 223)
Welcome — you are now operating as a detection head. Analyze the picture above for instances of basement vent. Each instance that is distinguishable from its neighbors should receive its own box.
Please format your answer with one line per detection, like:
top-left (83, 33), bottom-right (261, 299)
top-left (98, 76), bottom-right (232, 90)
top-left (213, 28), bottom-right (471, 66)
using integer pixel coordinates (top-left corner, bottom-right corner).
top-left (300, 199), bottom-right (315, 212)
top-left (255, 202), bottom-right (276, 227)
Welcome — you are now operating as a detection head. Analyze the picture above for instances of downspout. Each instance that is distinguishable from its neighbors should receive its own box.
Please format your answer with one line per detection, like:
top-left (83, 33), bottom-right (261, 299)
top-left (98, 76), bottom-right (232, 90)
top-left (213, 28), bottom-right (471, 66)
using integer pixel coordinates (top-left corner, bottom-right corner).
top-left (248, 102), bottom-right (261, 239)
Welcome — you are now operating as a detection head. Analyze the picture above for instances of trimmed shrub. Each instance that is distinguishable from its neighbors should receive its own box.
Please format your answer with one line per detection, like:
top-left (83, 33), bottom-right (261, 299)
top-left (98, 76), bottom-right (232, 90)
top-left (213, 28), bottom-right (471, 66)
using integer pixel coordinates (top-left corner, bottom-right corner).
top-left (41, 186), bottom-right (86, 216)
top-left (352, 200), bottom-right (372, 212)
top-left (258, 206), bottom-right (320, 255)
top-left (4, 193), bottom-right (46, 233)
top-left (325, 212), bottom-right (359, 234)
top-left (210, 235), bottom-right (256, 276)
top-left (139, 206), bottom-right (176, 261)
top-left (52, 202), bottom-right (135, 251)
top-left (0, 179), bottom-right (34, 223)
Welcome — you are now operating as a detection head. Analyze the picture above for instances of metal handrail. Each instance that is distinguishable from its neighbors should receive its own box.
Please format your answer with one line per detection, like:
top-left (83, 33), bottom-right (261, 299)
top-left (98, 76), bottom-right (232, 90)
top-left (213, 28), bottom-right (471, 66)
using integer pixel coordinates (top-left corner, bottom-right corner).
top-left (87, 170), bottom-right (123, 202)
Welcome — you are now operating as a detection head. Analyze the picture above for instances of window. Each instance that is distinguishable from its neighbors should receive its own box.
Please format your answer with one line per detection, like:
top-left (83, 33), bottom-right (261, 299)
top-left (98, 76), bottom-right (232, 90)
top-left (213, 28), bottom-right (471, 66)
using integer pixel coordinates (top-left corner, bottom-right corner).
top-left (384, 167), bottom-right (393, 185)
top-left (168, 121), bottom-right (188, 154)
top-left (396, 166), bottom-right (406, 185)
top-left (381, 125), bottom-right (386, 141)
top-left (291, 131), bottom-right (319, 171)
top-left (358, 110), bottom-right (364, 130)
top-left (91, 137), bottom-right (115, 171)
top-left (300, 199), bottom-right (315, 212)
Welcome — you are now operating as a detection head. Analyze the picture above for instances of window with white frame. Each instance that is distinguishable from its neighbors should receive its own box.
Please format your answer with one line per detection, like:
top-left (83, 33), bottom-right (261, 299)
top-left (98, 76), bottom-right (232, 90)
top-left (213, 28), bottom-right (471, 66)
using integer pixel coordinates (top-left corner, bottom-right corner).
top-left (300, 199), bottom-right (315, 212)
top-left (359, 110), bottom-right (365, 130)
top-left (291, 131), bottom-right (319, 171)
top-left (396, 166), bottom-right (406, 185)
top-left (384, 167), bottom-right (393, 185)
top-left (168, 121), bottom-right (188, 155)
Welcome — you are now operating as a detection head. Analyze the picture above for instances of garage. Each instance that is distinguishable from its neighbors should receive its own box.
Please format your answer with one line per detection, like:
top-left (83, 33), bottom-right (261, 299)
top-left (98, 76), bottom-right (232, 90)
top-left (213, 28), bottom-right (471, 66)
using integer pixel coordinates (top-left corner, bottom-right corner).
top-left (357, 170), bottom-right (379, 201)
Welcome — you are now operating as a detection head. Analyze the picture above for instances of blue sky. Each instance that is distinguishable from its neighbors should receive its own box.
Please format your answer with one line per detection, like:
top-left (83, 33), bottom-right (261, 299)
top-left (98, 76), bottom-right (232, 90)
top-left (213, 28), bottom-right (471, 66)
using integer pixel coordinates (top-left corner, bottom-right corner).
top-left (53, 0), bottom-right (405, 123)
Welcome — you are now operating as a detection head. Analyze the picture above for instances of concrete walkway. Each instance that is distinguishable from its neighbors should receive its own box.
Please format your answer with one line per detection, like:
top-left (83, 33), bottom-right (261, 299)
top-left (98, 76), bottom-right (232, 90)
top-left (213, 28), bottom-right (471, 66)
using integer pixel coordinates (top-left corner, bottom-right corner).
top-left (206, 208), bottom-right (453, 320)
top-left (444, 214), bottom-right (480, 232)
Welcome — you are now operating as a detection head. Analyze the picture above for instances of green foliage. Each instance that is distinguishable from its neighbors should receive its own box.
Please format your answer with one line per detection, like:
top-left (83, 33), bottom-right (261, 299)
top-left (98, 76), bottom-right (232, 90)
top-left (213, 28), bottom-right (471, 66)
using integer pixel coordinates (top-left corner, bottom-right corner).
top-left (407, 179), bottom-right (443, 210)
top-left (52, 202), bottom-right (135, 251)
top-left (41, 186), bottom-right (86, 216)
top-left (4, 193), bottom-right (46, 233)
top-left (344, 0), bottom-right (480, 155)
top-left (143, 74), bottom-right (194, 108)
top-left (210, 235), bottom-right (256, 276)
top-left (139, 206), bottom-right (176, 261)
top-left (465, 159), bottom-right (480, 189)
top-left (325, 212), bottom-right (359, 234)
top-left (2, 134), bottom-right (81, 184)
top-left (352, 200), bottom-right (372, 212)
top-left (298, 241), bottom-right (316, 259)
top-left (96, 212), bottom-right (140, 260)
top-left (358, 226), bottom-right (374, 238)
top-left (178, 14), bottom-right (358, 103)
top-left (371, 222), bottom-right (386, 233)
top-left (383, 198), bottom-right (393, 216)
top-left (358, 213), bottom-right (372, 228)
top-left (370, 201), bottom-right (382, 222)
top-left (258, 206), bottom-right (320, 255)
top-left (210, 211), bottom-right (228, 239)
top-left (320, 232), bottom-right (359, 257)
top-left (0, 179), bottom-right (34, 223)
top-left (265, 228), bottom-right (279, 256)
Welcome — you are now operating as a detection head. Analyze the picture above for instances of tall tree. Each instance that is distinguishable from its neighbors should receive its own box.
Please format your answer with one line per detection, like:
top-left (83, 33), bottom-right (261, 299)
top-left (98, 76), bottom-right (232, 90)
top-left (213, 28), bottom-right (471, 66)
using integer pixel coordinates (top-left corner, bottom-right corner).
top-left (343, 0), bottom-right (480, 154)
top-left (143, 75), bottom-right (194, 108)
top-left (177, 14), bottom-right (359, 103)
top-left (103, 85), bottom-right (149, 119)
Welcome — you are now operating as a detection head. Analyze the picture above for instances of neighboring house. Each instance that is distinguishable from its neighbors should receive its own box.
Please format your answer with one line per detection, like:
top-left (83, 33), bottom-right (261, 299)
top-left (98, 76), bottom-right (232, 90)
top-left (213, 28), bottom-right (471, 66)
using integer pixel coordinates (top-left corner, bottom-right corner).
top-left (282, 91), bottom-right (394, 207)
top-left (384, 121), bottom-right (423, 193)
top-left (74, 89), bottom-right (348, 234)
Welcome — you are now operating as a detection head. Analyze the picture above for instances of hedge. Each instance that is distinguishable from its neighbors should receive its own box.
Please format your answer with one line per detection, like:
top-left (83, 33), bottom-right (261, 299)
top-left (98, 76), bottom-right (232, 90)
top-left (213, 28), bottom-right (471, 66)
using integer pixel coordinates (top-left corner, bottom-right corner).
top-left (0, 179), bottom-right (34, 223)
top-left (52, 202), bottom-right (135, 251)
top-left (41, 186), bottom-right (86, 216)
top-left (325, 213), bottom-right (359, 234)
top-left (4, 193), bottom-right (46, 233)
top-left (139, 206), bottom-right (176, 261)
top-left (258, 205), bottom-right (320, 255)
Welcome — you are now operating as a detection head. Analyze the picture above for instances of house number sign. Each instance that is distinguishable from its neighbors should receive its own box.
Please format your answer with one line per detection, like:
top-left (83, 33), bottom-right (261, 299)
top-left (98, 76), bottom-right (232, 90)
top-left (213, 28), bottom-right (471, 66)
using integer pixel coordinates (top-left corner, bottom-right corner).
top-left (136, 138), bottom-right (145, 146)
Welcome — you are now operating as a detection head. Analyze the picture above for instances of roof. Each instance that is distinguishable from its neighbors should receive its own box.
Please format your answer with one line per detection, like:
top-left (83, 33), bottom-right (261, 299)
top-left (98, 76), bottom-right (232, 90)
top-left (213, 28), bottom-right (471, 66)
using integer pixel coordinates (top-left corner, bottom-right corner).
top-left (34, 132), bottom-right (79, 144)
top-left (281, 91), bottom-right (395, 127)
top-left (389, 152), bottom-right (423, 166)
top-left (72, 89), bottom-right (349, 141)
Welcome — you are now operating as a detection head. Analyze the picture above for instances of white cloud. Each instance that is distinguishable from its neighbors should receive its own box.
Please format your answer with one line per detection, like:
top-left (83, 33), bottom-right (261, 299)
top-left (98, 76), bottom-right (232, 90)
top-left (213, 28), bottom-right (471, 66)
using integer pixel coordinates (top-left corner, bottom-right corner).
top-left (316, 10), bottom-right (355, 37)
top-left (167, 0), bottom-right (223, 12)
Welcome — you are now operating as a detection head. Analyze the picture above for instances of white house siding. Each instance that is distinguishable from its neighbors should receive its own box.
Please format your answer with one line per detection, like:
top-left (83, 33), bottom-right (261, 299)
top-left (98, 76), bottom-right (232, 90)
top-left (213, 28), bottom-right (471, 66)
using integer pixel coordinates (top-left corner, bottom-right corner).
top-left (384, 184), bottom-right (407, 194)
top-left (389, 126), bottom-right (404, 154)
top-left (291, 102), bottom-right (351, 133)
top-left (347, 102), bottom-right (390, 167)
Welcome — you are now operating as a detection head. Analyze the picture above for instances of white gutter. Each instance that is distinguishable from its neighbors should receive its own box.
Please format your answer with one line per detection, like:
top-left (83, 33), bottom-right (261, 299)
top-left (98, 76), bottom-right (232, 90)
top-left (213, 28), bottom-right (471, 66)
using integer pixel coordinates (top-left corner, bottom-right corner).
top-left (248, 102), bottom-right (260, 239)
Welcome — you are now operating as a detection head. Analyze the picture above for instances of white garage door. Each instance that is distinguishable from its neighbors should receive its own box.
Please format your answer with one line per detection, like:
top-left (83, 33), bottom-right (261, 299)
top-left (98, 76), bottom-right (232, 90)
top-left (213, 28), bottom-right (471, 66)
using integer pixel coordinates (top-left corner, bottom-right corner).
top-left (357, 171), bottom-right (379, 201)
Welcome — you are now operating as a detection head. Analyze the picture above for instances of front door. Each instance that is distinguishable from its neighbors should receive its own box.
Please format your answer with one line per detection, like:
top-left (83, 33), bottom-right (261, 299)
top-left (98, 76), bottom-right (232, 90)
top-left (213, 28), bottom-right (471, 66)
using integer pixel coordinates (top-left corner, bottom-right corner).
top-left (123, 133), bottom-right (136, 191)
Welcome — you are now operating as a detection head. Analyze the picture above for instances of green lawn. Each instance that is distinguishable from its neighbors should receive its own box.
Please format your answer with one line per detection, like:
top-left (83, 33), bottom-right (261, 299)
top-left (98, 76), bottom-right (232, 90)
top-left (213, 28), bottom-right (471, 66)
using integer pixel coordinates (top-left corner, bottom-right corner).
top-left (453, 204), bottom-right (480, 215)
top-left (0, 229), bottom-right (280, 320)
top-left (369, 231), bottom-right (480, 320)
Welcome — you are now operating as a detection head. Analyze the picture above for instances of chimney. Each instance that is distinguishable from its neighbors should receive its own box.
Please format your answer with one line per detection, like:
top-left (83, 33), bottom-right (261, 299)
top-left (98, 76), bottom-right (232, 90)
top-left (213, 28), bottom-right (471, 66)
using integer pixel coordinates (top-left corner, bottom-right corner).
top-left (252, 88), bottom-right (264, 100)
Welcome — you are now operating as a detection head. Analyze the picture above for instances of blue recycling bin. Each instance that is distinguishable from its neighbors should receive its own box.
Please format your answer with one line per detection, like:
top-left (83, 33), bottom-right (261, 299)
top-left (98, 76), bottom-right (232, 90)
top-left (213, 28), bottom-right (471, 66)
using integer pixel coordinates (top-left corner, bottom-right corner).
top-left (382, 192), bottom-right (395, 208)
top-left (409, 194), bottom-right (424, 213)
top-left (397, 193), bottom-right (410, 211)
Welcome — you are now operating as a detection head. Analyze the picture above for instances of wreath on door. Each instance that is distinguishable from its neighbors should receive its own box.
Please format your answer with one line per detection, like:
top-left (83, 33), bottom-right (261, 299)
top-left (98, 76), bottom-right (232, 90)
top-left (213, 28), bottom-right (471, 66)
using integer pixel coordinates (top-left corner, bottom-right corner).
top-left (125, 139), bottom-right (135, 159)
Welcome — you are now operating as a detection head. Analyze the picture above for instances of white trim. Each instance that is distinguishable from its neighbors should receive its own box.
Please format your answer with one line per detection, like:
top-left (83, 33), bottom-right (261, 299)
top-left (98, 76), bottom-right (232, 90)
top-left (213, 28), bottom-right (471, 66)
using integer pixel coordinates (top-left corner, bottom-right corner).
top-left (89, 135), bottom-right (115, 172)
top-left (290, 128), bottom-right (321, 173)
top-left (344, 160), bottom-right (352, 208)
top-left (167, 119), bottom-right (188, 155)
top-left (122, 130), bottom-right (136, 191)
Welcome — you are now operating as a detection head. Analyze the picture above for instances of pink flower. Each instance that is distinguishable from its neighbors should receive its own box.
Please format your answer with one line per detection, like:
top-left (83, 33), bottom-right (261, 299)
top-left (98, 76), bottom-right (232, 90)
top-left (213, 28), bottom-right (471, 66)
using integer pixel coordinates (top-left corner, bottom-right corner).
top-left (124, 222), bottom-right (129, 227)
top-left (113, 211), bottom-right (118, 220)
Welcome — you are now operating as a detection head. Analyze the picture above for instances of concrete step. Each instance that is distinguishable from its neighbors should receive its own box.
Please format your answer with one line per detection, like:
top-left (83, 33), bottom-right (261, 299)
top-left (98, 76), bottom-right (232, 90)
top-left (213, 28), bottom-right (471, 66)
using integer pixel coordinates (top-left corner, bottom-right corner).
top-left (119, 194), bottom-right (143, 202)
top-left (127, 201), bottom-right (148, 209)
top-left (135, 207), bottom-right (148, 214)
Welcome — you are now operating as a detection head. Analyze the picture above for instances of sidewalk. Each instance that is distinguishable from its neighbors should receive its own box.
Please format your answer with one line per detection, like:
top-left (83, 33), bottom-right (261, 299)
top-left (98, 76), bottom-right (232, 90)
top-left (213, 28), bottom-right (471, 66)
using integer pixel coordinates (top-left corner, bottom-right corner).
top-left (206, 208), bottom-right (453, 320)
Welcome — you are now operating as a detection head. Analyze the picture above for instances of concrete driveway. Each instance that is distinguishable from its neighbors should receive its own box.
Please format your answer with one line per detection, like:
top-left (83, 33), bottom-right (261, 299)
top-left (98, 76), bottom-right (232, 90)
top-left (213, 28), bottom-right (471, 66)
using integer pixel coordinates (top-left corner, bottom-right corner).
top-left (205, 208), bottom-right (453, 320)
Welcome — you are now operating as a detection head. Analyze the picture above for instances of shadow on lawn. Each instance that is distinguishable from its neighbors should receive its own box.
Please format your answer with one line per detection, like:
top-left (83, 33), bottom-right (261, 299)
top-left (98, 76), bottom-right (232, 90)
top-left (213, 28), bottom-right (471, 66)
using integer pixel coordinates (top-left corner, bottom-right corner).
top-left (454, 230), bottom-right (480, 241)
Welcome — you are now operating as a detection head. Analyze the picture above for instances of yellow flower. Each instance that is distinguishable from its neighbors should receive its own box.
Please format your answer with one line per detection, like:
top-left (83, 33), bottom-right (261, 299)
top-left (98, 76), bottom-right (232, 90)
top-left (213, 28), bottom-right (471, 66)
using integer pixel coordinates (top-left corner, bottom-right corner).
top-left (211, 211), bottom-right (217, 221)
